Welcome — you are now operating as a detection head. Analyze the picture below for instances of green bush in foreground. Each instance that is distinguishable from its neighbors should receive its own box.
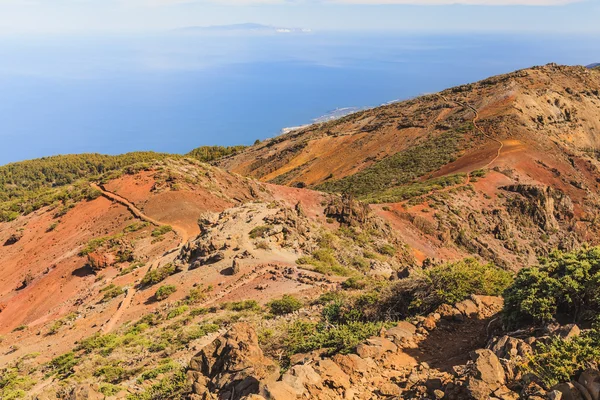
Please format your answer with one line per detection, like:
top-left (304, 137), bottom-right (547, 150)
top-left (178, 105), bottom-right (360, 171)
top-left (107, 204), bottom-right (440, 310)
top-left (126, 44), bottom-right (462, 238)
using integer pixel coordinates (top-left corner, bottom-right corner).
top-left (503, 247), bottom-right (600, 327)
top-left (141, 264), bottom-right (176, 286)
top-left (524, 329), bottom-right (600, 388)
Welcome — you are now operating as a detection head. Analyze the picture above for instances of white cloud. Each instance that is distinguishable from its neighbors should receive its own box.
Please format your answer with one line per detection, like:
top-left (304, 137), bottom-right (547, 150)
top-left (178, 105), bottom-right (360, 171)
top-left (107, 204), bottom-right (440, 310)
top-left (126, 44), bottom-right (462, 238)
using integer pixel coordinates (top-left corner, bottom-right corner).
top-left (331, 0), bottom-right (582, 4)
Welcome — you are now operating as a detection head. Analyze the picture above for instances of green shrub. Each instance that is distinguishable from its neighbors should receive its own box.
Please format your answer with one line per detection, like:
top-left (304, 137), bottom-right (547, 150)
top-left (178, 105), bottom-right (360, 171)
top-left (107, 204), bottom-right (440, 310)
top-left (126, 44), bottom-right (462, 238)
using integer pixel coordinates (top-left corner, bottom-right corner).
top-left (186, 145), bottom-right (247, 162)
top-left (99, 384), bottom-right (123, 396)
top-left (378, 244), bottom-right (396, 256)
top-left (167, 306), bottom-right (188, 319)
top-left (95, 363), bottom-right (130, 384)
top-left (141, 264), bottom-right (176, 286)
top-left (127, 369), bottom-right (189, 400)
top-left (137, 359), bottom-right (178, 383)
top-left (100, 284), bottom-right (124, 302)
top-left (151, 225), bottom-right (173, 237)
top-left (267, 295), bottom-right (303, 315)
top-left (249, 225), bottom-right (271, 239)
top-left (504, 247), bottom-right (600, 327)
top-left (380, 258), bottom-right (513, 318)
top-left (47, 352), bottom-right (78, 378)
top-left (222, 300), bottom-right (261, 312)
top-left (524, 329), bottom-right (600, 388)
top-left (154, 285), bottom-right (177, 301)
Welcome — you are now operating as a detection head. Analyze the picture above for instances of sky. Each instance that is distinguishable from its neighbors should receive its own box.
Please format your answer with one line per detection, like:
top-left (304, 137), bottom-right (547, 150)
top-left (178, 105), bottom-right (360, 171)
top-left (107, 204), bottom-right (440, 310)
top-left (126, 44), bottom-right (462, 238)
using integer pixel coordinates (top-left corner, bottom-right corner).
top-left (0, 0), bottom-right (597, 34)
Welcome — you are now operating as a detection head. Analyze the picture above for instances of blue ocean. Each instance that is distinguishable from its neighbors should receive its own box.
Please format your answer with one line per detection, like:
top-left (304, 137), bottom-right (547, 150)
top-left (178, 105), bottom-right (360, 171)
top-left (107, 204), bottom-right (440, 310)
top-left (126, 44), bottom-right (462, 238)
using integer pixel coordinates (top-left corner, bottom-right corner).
top-left (0, 31), bottom-right (598, 165)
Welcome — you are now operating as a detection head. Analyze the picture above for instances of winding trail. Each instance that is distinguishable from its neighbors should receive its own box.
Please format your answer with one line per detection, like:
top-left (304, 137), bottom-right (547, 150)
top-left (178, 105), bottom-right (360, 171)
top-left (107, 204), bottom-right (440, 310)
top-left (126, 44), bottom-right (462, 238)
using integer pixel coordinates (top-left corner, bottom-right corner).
top-left (91, 182), bottom-right (191, 333)
top-left (394, 95), bottom-right (504, 207)
top-left (438, 94), bottom-right (504, 169)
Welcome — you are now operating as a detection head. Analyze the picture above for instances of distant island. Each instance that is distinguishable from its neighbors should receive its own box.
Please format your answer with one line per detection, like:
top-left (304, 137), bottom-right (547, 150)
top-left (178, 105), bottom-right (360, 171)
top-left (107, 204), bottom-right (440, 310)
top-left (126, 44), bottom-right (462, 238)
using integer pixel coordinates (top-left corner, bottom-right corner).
top-left (174, 23), bottom-right (311, 35)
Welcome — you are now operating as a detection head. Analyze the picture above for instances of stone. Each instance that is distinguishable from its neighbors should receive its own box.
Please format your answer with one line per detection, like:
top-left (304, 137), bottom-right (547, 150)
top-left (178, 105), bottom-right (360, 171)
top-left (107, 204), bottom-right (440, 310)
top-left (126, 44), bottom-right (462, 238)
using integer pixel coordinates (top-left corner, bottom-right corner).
top-left (332, 353), bottom-right (371, 375)
top-left (552, 382), bottom-right (586, 400)
top-left (489, 335), bottom-right (533, 361)
top-left (556, 324), bottom-right (581, 340)
top-left (68, 384), bottom-right (103, 400)
top-left (187, 323), bottom-right (280, 399)
top-left (467, 349), bottom-right (506, 400)
top-left (314, 359), bottom-right (351, 390)
top-left (385, 321), bottom-right (417, 342)
top-left (573, 381), bottom-right (593, 400)
top-left (379, 382), bottom-right (401, 397)
top-left (548, 390), bottom-right (564, 400)
top-left (260, 381), bottom-right (298, 400)
top-left (356, 337), bottom-right (397, 359)
top-left (579, 369), bottom-right (600, 400)
top-left (494, 385), bottom-right (520, 400)
top-left (280, 364), bottom-right (322, 396)
top-left (455, 299), bottom-right (479, 318)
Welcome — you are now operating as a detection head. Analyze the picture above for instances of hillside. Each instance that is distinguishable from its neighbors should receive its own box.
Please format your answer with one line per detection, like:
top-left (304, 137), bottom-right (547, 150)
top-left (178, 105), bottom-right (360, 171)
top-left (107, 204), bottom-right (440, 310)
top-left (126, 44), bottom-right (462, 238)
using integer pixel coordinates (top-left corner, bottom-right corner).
top-left (218, 64), bottom-right (600, 268)
top-left (1, 65), bottom-right (600, 400)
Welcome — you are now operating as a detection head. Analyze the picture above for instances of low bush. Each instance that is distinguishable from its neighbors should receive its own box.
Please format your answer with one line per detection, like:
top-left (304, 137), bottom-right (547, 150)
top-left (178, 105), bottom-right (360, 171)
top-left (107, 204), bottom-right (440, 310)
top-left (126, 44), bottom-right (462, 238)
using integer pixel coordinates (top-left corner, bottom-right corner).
top-left (379, 258), bottom-right (513, 318)
top-left (249, 225), bottom-right (271, 239)
top-left (524, 329), bottom-right (600, 388)
top-left (267, 295), bottom-right (303, 315)
top-left (151, 225), bottom-right (173, 237)
top-left (222, 300), bottom-right (261, 312)
top-left (504, 247), bottom-right (600, 327)
top-left (100, 284), bottom-right (124, 302)
top-left (154, 285), bottom-right (177, 301)
top-left (141, 264), bottom-right (176, 286)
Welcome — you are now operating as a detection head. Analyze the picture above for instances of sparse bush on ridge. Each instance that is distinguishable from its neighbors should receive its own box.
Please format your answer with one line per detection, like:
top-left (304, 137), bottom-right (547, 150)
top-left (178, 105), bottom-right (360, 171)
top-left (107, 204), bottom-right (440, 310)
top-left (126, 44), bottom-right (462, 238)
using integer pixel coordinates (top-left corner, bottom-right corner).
top-left (267, 295), bottom-right (303, 315)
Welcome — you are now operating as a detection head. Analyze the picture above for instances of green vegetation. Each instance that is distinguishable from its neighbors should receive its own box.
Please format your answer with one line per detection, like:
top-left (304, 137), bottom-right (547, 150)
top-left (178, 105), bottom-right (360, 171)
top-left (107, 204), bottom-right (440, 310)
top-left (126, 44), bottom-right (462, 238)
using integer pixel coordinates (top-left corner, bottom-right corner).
top-left (151, 225), bottom-right (173, 237)
top-left (504, 247), bottom-right (600, 327)
top-left (100, 284), bottom-right (125, 302)
top-left (297, 248), bottom-right (352, 276)
top-left (0, 152), bottom-right (175, 222)
top-left (0, 367), bottom-right (36, 400)
top-left (249, 225), bottom-right (271, 239)
top-left (126, 369), bottom-right (189, 400)
top-left (362, 173), bottom-right (467, 204)
top-left (140, 264), bottom-right (176, 286)
top-left (222, 300), bottom-right (261, 312)
top-left (380, 258), bottom-right (513, 317)
top-left (186, 145), bottom-right (247, 163)
top-left (316, 131), bottom-right (463, 199)
top-left (267, 295), bottom-right (303, 315)
top-left (154, 285), bottom-right (177, 301)
top-left (524, 330), bottom-right (600, 387)
top-left (47, 352), bottom-right (79, 378)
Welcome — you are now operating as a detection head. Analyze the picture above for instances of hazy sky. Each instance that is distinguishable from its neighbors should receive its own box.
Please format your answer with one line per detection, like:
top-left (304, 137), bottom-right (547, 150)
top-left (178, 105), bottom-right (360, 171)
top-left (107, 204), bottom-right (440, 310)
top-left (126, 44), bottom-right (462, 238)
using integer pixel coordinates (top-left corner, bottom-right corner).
top-left (0, 0), bottom-right (597, 34)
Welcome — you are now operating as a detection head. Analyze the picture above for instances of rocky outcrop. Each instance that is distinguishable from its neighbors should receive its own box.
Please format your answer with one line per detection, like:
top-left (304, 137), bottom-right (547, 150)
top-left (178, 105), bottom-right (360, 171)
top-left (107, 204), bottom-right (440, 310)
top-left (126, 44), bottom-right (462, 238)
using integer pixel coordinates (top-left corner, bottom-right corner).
top-left (86, 251), bottom-right (115, 271)
top-left (4, 231), bottom-right (23, 246)
top-left (187, 323), bottom-right (279, 400)
top-left (502, 185), bottom-right (574, 232)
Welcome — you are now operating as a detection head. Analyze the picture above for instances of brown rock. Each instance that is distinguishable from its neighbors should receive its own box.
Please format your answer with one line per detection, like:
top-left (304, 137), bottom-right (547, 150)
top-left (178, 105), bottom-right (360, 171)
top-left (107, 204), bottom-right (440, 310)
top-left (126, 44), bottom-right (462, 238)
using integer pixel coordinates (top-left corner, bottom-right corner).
top-left (68, 384), bottom-right (103, 400)
top-left (332, 353), bottom-right (371, 376)
top-left (579, 369), bottom-right (600, 400)
top-left (385, 321), bottom-right (417, 342)
top-left (260, 381), bottom-right (298, 400)
top-left (556, 324), bottom-right (581, 340)
top-left (552, 382), bottom-right (586, 400)
top-left (379, 382), bottom-right (401, 397)
top-left (187, 323), bottom-right (279, 399)
top-left (314, 359), bottom-right (351, 390)
top-left (455, 299), bottom-right (479, 318)
top-left (467, 349), bottom-right (506, 400)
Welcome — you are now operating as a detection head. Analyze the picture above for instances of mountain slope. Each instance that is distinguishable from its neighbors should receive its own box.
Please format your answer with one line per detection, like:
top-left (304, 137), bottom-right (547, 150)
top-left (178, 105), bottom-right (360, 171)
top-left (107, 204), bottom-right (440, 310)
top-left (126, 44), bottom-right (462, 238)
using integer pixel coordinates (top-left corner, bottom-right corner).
top-left (218, 64), bottom-right (600, 268)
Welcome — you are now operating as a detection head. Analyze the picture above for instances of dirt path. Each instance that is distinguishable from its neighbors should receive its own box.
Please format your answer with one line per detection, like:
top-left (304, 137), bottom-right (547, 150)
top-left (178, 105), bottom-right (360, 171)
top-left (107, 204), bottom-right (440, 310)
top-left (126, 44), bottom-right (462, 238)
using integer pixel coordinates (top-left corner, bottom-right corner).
top-left (394, 95), bottom-right (503, 207)
top-left (91, 183), bottom-right (190, 243)
top-left (439, 94), bottom-right (504, 169)
top-left (91, 182), bottom-right (191, 333)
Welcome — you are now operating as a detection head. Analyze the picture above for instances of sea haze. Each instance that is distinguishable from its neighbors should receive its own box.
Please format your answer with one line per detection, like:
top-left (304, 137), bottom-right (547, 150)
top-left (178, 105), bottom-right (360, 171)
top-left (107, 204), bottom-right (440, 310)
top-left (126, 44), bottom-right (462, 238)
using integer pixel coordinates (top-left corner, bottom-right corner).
top-left (0, 31), bottom-right (598, 165)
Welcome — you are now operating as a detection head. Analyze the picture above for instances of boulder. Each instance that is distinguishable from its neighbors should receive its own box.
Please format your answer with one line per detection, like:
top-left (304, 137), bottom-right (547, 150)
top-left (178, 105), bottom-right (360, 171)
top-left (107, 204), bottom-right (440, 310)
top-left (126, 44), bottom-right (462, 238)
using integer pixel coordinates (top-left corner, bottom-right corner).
top-left (356, 337), bottom-right (397, 359)
top-left (314, 359), bottom-right (351, 390)
top-left (466, 349), bottom-right (506, 400)
top-left (489, 335), bottom-right (533, 361)
top-left (332, 353), bottom-right (372, 376)
top-left (260, 381), bottom-right (298, 400)
top-left (379, 382), bottom-right (401, 397)
top-left (556, 324), bottom-right (581, 340)
top-left (280, 364), bottom-right (322, 396)
top-left (4, 232), bottom-right (23, 246)
top-left (385, 321), bottom-right (417, 342)
top-left (552, 382), bottom-right (586, 400)
top-left (455, 299), bottom-right (479, 318)
top-left (579, 369), bottom-right (600, 400)
top-left (187, 323), bottom-right (279, 399)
